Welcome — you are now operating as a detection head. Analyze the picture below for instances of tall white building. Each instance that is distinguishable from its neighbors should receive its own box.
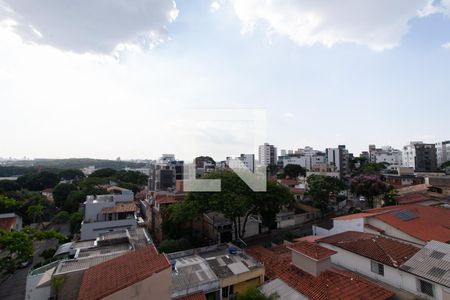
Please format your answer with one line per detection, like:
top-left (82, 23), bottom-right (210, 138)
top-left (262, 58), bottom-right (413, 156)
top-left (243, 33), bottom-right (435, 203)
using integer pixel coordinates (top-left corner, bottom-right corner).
top-left (227, 154), bottom-right (255, 172)
top-left (402, 141), bottom-right (438, 172)
top-left (258, 143), bottom-right (277, 166)
top-left (326, 145), bottom-right (350, 179)
top-left (368, 145), bottom-right (402, 166)
top-left (436, 140), bottom-right (450, 167)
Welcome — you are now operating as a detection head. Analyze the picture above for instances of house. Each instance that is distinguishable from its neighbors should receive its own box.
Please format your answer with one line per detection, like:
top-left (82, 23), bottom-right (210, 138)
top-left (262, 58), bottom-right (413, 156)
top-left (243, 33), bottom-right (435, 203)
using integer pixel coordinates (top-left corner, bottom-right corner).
top-left (77, 245), bottom-right (171, 300)
top-left (0, 213), bottom-right (22, 231)
top-left (25, 228), bottom-right (152, 300)
top-left (80, 187), bottom-right (137, 240)
top-left (313, 204), bottom-right (450, 246)
top-left (150, 193), bottom-right (183, 242)
top-left (246, 242), bottom-right (394, 300)
top-left (169, 243), bottom-right (265, 300)
top-left (318, 232), bottom-right (450, 300)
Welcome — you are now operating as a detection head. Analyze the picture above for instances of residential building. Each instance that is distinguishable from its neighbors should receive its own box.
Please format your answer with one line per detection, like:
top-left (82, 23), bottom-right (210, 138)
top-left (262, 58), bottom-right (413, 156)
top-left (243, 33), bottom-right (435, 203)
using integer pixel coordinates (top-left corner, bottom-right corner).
top-left (0, 213), bottom-right (22, 231)
top-left (77, 245), bottom-right (171, 300)
top-left (227, 154), bottom-right (255, 172)
top-left (313, 205), bottom-right (450, 245)
top-left (247, 242), bottom-right (394, 300)
top-left (26, 228), bottom-right (153, 300)
top-left (169, 244), bottom-right (265, 300)
top-left (148, 155), bottom-right (184, 191)
top-left (318, 232), bottom-right (450, 300)
top-left (369, 145), bottom-right (402, 166)
top-left (403, 142), bottom-right (438, 172)
top-left (80, 187), bottom-right (137, 240)
top-left (326, 145), bottom-right (351, 179)
top-left (258, 143), bottom-right (277, 166)
top-left (436, 140), bottom-right (450, 167)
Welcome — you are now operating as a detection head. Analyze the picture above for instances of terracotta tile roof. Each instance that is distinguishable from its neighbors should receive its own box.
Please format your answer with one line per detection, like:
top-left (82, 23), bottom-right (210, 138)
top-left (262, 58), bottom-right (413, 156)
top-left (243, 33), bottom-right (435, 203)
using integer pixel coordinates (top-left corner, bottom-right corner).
top-left (0, 217), bottom-right (16, 231)
top-left (333, 213), bottom-right (376, 220)
top-left (288, 242), bottom-right (337, 260)
top-left (77, 245), bottom-right (170, 300)
top-left (246, 246), bottom-right (394, 300)
top-left (155, 196), bottom-right (179, 204)
top-left (395, 193), bottom-right (433, 205)
top-left (318, 231), bottom-right (419, 267)
top-left (176, 292), bottom-right (207, 300)
top-left (101, 203), bottom-right (137, 214)
top-left (293, 235), bottom-right (323, 243)
top-left (372, 205), bottom-right (450, 243)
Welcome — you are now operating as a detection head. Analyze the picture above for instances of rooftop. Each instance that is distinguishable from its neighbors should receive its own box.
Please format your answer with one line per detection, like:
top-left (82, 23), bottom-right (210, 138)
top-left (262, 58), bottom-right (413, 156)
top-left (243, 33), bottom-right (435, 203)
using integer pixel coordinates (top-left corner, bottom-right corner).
top-left (370, 205), bottom-right (450, 243)
top-left (247, 245), bottom-right (394, 300)
top-left (318, 231), bottom-right (419, 267)
top-left (78, 245), bottom-right (170, 300)
top-left (287, 242), bottom-right (337, 260)
top-left (0, 216), bottom-right (16, 230)
top-left (175, 292), bottom-right (207, 300)
top-left (401, 240), bottom-right (450, 288)
top-left (100, 202), bottom-right (137, 214)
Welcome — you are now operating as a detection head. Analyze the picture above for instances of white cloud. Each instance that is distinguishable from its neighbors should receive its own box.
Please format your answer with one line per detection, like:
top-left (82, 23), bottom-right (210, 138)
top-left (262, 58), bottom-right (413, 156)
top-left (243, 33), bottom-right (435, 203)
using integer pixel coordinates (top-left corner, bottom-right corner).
top-left (230, 0), bottom-right (438, 51)
top-left (210, 1), bottom-right (222, 12)
top-left (0, 0), bottom-right (178, 54)
top-left (442, 42), bottom-right (450, 49)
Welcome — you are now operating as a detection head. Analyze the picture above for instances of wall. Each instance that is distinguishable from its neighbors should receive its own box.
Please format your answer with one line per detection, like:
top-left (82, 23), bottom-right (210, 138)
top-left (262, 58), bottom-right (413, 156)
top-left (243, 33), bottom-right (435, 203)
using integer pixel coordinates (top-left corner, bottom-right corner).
top-left (291, 251), bottom-right (332, 277)
top-left (25, 272), bottom-right (51, 300)
top-left (313, 218), bottom-right (364, 236)
top-left (80, 218), bottom-right (137, 240)
top-left (104, 267), bottom-right (171, 300)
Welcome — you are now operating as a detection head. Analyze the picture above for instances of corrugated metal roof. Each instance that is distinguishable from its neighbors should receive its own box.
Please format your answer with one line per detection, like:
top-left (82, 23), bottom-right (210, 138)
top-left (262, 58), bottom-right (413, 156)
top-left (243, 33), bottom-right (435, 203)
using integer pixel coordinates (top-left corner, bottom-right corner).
top-left (400, 240), bottom-right (450, 288)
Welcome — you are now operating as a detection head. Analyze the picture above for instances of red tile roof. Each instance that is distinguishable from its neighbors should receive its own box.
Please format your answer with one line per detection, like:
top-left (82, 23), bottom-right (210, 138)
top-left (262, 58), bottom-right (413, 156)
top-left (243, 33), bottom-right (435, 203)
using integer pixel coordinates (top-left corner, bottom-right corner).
top-left (333, 213), bottom-right (376, 220)
top-left (371, 205), bottom-right (450, 243)
top-left (156, 196), bottom-right (179, 205)
top-left (288, 242), bottom-right (337, 260)
top-left (0, 217), bottom-right (16, 231)
top-left (176, 292), bottom-right (207, 300)
top-left (318, 231), bottom-right (419, 267)
top-left (77, 246), bottom-right (170, 300)
top-left (101, 203), bottom-right (137, 214)
top-left (395, 193), bottom-right (433, 205)
top-left (246, 246), bottom-right (394, 300)
top-left (293, 235), bottom-right (323, 243)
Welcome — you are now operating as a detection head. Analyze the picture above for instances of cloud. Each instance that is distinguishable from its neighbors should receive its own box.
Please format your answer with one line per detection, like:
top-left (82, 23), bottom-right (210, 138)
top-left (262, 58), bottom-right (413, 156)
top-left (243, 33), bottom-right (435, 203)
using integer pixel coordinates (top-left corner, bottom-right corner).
top-left (230, 0), bottom-right (438, 51)
top-left (442, 42), bottom-right (450, 49)
top-left (0, 0), bottom-right (178, 54)
top-left (210, 1), bottom-right (222, 12)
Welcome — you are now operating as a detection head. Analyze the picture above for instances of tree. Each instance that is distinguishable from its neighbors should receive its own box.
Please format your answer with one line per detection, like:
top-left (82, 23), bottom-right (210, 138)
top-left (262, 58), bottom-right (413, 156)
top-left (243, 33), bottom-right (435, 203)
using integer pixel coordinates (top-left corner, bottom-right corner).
top-left (161, 201), bottom-right (199, 239)
top-left (0, 180), bottom-right (20, 192)
top-left (69, 212), bottom-right (83, 234)
top-left (157, 238), bottom-right (191, 254)
top-left (307, 175), bottom-right (346, 210)
top-left (266, 164), bottom-right (278, 176)
top-left (351, 175), bottom-right (389, 208)
top-left (17, 171), bottom-right (59, 191)
top-left (283, 164), bottom-right (306, 178)
top-left (184, 170), bottom-right (292, 239)
top-left (114, 170), bottom-right (148, 186)
top-left (53, 211), bottom-right (70, 224)
top-left (64, 191), bottom-right (86, 213)
top-left (441, 161), bottom-right (450, 169)
top-left (89, 168), bottom-right (117, 178)
top-left (58, 169), bottom-right (85, 182)
top-left (53, 183), bottom-right (77, 208)
top-left (27, 204), bottom-right (44, 223)
top-left (237, 287), bottom-right (279, 300)
top-left (361, 163), bottom-right (387, 175)
top-left (383, 186), bottom-right (399, 207)
top-left (0, 195), bottom-right (18, 213)
top-left (0, 229), bottom-right (33, 272)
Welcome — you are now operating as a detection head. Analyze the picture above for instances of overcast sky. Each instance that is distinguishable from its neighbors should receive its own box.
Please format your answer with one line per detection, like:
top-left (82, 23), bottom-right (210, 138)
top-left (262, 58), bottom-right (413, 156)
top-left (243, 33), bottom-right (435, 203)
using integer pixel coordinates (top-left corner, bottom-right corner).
top-left (1, 0), bottom-right (450, 161)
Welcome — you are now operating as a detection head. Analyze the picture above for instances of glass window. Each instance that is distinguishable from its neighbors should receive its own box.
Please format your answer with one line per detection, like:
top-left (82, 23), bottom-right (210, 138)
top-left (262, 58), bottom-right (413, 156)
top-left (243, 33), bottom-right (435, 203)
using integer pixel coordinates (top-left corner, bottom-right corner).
top-left (370, 261), bottom-right (384, 276)
top-left (418, 279), bottom-right (434, 297)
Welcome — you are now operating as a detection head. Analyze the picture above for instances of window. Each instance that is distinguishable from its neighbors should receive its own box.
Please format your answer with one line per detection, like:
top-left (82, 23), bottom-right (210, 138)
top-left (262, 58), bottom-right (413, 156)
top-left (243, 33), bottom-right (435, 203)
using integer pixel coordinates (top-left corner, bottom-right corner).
top-left (418, 279), bottom-right (434, 297)
top-left (370, 261), bottom-right (384, 276)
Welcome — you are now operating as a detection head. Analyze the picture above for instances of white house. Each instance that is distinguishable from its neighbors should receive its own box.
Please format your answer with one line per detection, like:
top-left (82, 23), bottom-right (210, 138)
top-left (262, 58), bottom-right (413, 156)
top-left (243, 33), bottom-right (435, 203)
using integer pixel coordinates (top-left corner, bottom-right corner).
top-left (80, 187), bottom-right (137, 240)
top-left (318, 232), bottom-right (450, 300)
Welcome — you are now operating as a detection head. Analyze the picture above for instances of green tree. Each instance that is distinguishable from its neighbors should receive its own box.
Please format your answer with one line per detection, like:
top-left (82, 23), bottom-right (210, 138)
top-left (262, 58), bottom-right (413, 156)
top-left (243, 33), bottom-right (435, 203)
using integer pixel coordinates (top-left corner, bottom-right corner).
top-left (161, 201), bottom-right (199, 239)
top-left (27, 204), bottom-right (44, 223)
top-left (58, 169), bottom-right (85, 182)
top-left (0, 180), bottom-right (20, 192)
top-left (0, 229), bottom-right (33, 272)
top-left (184, 170), bottom-right (292, 239)
top-left (53, 183), bottom-right (77, 208)
top-left (89, 168), bottom-right (117, 178)
top-left (307, 175), bottom-right (346, 210)
top-left (113, 170), bottom-right (148, 186)
top-left (63, 191), bottom-right (86, 213)
top-left (157, 239), bottom-right (191, 254)
top-left (69, 212), bottom-right (83, 234)
top-left (441, 161), bottom-right (450, 169)
top-left (17, 171), bottom-right (59, 191)
top-left (283, 164), bottom-right (306, 178)
top-left (53, 211), bottom-right (70, 224)
top-left (237, 287), bottom-right (278, 300)
top-left (0, 195), bottom-right (18, 213)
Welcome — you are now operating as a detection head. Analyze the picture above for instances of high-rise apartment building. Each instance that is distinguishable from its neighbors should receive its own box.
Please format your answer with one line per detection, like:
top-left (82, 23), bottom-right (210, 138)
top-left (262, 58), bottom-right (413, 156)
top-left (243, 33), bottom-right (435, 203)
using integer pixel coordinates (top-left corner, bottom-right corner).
top-left (436, 140), bottom-right (450, 167)
top-left (402, 142), bottom-right (437, 172)
top-left (258, 143), bottom-right (277, 166)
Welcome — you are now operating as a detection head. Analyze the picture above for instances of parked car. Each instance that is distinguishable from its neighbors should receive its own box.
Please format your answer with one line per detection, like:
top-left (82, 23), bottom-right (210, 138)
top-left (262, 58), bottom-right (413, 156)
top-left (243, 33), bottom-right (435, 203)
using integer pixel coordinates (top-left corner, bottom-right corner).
top-left (359, 196), bottom-right (366, 202)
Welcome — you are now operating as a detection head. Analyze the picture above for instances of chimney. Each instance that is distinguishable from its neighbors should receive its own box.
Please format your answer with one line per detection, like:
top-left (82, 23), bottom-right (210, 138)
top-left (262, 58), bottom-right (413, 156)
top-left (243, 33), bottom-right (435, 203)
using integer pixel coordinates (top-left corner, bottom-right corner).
top-left (287, 242), bottom-right (336, 277)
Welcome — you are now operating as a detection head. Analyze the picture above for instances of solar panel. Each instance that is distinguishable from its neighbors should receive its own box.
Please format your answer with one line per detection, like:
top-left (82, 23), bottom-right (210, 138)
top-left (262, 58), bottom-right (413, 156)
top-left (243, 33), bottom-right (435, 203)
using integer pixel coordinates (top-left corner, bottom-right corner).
top-left (393, 210), bottom-right (417, 221)
top-left (427, 267), bottom-right (447, 278)
top-left (430, 251), bottom-right (445, 259)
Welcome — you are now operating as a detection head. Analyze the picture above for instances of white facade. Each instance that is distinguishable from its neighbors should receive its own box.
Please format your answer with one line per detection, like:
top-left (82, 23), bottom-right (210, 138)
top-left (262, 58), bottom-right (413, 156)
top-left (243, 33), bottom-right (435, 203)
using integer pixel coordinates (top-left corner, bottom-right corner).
top-left (228, 154), bottom-right (255, 172)
top-left (258, 143), bottom-right (277, 166)
top-left (80, 189), bottom-right (137, 240)
top-left (319, 243), bottom-right (450, 300)
top-left (402, 141), bottom-right (423, 168)
top-left (369, 145), bottom-right (402, 165)
top-left (436, 141), bottom-right (450, 167)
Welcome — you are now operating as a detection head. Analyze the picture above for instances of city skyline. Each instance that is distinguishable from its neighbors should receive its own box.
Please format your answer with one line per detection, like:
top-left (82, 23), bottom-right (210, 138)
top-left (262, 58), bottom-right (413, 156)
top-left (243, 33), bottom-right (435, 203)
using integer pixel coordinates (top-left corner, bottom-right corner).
top-left (1, 0), bottom-right (450, 160)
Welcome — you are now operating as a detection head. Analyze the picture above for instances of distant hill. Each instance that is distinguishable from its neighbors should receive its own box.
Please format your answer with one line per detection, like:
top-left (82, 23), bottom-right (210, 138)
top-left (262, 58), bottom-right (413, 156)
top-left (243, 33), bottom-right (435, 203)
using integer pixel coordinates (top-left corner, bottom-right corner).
top-left (0, 158), bottom-right (148, 176)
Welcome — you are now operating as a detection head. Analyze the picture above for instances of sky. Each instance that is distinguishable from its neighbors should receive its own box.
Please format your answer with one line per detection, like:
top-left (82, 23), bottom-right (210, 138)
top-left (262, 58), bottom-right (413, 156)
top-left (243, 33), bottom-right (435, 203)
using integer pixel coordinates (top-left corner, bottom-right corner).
top-left (1, 0), bottom-right (450, 162)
